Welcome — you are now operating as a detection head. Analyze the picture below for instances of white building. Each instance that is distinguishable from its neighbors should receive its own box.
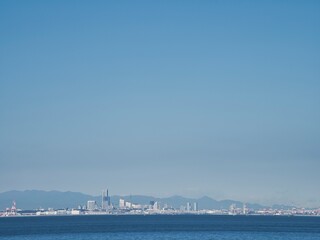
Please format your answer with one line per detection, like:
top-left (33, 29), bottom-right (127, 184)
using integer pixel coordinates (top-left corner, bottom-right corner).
top-left (243, 203), bottom-right (248, 215)
top-left (193, 202), bottom-right (198, 211)
top-left (119, 198), bottom-right (125, 208)
top-left (153, 202), bottom-right (160, 210)
top-left (71, 209), bottom-right (81, 215)
top-left (87, 200), bottom-right (97, 211)
top-left (132, 204), bottom-right (142, 209)
top-left (125, 201), bottom-right (132, 208)
top-left (187, 202), bottom-right (191, 212)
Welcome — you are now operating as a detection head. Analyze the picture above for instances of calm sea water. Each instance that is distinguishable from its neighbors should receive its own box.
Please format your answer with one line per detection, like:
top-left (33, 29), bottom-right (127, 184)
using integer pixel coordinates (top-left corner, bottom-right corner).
top-left (0, 215), bottom-right (320, 240)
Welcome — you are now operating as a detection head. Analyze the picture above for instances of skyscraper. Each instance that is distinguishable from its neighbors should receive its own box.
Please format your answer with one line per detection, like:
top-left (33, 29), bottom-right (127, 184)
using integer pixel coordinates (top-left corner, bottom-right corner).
top-left (187, 202), bottom-right (191, 212)
top-left (119, 198), bottom-right (125, 208)
top-left (107, 189), bottom-right (111, 207)
top-left (101, 190), bottom-right (107, 210)
top-left (243, 203), bottom-right (248, 215)
top-left (193, 202), bottom-right (198, 212)
top-left (102, 189), bottom-right (111, 211)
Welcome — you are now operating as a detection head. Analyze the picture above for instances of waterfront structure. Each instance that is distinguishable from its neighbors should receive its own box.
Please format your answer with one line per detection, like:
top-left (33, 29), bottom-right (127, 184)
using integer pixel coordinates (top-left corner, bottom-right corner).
top-left (153, 202), bottom-right (159, 210)
top-left (101, 189), bottom-right (110, 210)
top-left (243, 203), bottom-right (248, 215)
top-left (2, 196), bottom-right (320, 217)
top-left (125, 201), bottom-right (132, 208)
top-left (187, 202), bottom-right (191, 212)
top-left (149, 201), bottom-right (155, 209)
top-left (193, 202), bottom-right (198, 211)
top-left (87, 200), bottom-right (97, 211)
top-left (101, 190), bottom-right (106, 210)
top-left (71, 209), bottom-right (81, 215)
top-left (119, 198), bottom-right (125, 208)
top-left (229, 204), bottom-right (236, 215)
top-left (2, 188), bottom-right (319, 217)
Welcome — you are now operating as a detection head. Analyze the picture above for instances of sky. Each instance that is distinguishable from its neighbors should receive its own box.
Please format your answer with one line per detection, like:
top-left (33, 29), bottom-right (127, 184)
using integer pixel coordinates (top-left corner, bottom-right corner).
top-left (0, 0), bottom-right (319, 207)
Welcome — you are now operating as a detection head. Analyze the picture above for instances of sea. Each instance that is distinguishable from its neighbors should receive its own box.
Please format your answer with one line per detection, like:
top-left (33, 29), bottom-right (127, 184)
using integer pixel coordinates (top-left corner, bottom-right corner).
top-left (0, 215), bottom-right (320, 240)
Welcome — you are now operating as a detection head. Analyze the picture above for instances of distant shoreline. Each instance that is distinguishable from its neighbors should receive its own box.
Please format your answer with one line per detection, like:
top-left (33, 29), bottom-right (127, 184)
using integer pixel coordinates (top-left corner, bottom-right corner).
top-left (2, 213), bottom-right (320, 218)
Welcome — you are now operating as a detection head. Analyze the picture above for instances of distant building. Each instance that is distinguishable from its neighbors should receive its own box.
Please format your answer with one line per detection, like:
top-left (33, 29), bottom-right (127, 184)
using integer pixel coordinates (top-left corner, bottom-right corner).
top-left (193, 202), bottom-right (198, 211)
top-left (125, 201), bottom-right (132, 208)
top-left (132, 204), bottom-right (142, 209)
top-left (102, 190), bottom-right (107, 210)
top-left (149, 201), bottom-right (155, 209)
top-left (153, 202), bottom-right (159, 210)
top-left (87, 200), bottom-right (97, 211)
top-left (102, 189), bottom-right (111, 210)
top-left (243, 203), bottom-right (248, 215)
top-left (71, 209), bottom-right (81, 215)
top-left (187, 202), bottom-right (191, 212)
top-left (229, 204), bottom-right (236, 215)
top-left (119, 198), bottom-right (125, 208)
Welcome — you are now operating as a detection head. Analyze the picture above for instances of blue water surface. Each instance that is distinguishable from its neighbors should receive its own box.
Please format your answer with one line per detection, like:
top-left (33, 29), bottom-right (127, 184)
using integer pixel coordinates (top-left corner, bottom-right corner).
top-left (0, 215), bottom-right (319, 240)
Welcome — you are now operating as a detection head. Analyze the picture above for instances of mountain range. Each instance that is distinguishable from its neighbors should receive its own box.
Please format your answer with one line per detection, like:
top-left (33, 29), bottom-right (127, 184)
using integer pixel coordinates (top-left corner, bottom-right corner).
top-left (0, 190), bottom-right (294, 211)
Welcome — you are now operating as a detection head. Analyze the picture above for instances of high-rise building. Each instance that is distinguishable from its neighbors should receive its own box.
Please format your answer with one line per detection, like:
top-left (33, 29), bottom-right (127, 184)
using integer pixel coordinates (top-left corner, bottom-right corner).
top-left (107, 189), bottom-right (111, 207)
top-left (102, 190), bottom-right (106, 210)
top-left (187, 202), bottom-right (191, 212)
top-left (87, 200), bottom-right (97, 211)
top-left (153, 201), bottom-right (159, 210)
top-left (243, 203), bottom-right (248, 215)
top-left (229, 204), bottom-right (236, 215)
top-left (125, 201), bottom-right (132, 208)
top-left (119, 198), bottom-right (125, 208)
top-left (193, 202), bottom-right (198, 211)
top-left (101, 189), bottom-right (111, 210)
top-left (149, 201), bottom-right (155, 210)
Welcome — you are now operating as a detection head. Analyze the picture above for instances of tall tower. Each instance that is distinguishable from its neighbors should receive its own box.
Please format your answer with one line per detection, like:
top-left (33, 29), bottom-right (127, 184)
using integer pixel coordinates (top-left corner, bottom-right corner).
top-left (243, 203), bottom-right (247, 215)
top-left (106, 189), bottom-right (110, 207)
top-left (101, 190), bottom-right (107, 210)
top-left (187, 202), bottom-right (191, 212)
top-left (11, 201), bottom-right (17, 215)
top-left (193, 202), bottom-right (198, 212)
top-left (119, 198), bottom-right (125, 208)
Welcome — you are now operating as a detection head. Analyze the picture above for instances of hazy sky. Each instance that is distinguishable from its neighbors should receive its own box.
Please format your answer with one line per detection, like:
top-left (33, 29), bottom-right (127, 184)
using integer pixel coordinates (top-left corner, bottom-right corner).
top-left (1, 0), bottom-right (319, 207)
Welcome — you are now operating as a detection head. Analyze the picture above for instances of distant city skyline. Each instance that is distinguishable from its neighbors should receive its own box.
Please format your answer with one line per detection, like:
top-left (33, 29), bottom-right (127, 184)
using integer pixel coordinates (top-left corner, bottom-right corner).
top-left (2, 189), bottom-right (320, 217)
top-left (1, 1), bottom-right (319, 208)
top-left (0, 189), bottom-right (315, 211)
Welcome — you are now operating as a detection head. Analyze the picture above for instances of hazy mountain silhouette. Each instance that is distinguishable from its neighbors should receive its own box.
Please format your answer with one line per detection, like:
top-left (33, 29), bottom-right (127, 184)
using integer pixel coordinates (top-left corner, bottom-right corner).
top-left (0, 190), bottom-right (293, 210)
top-left (0, 190), bottom-right (95, 210)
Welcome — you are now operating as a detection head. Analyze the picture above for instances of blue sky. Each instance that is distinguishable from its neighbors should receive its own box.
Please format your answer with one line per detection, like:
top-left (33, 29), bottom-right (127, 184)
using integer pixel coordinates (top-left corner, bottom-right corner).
top-left (0, 0), bottom-right (319, 207)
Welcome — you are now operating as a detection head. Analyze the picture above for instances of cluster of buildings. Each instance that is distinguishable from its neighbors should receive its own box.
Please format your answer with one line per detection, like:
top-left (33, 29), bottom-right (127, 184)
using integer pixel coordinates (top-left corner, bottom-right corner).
top-left (85, 189), bottom-right (111, 211)
top-left (1, 189), bottom-right (320, 217)
top-left (117, 199), bottom-right (198, 214)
